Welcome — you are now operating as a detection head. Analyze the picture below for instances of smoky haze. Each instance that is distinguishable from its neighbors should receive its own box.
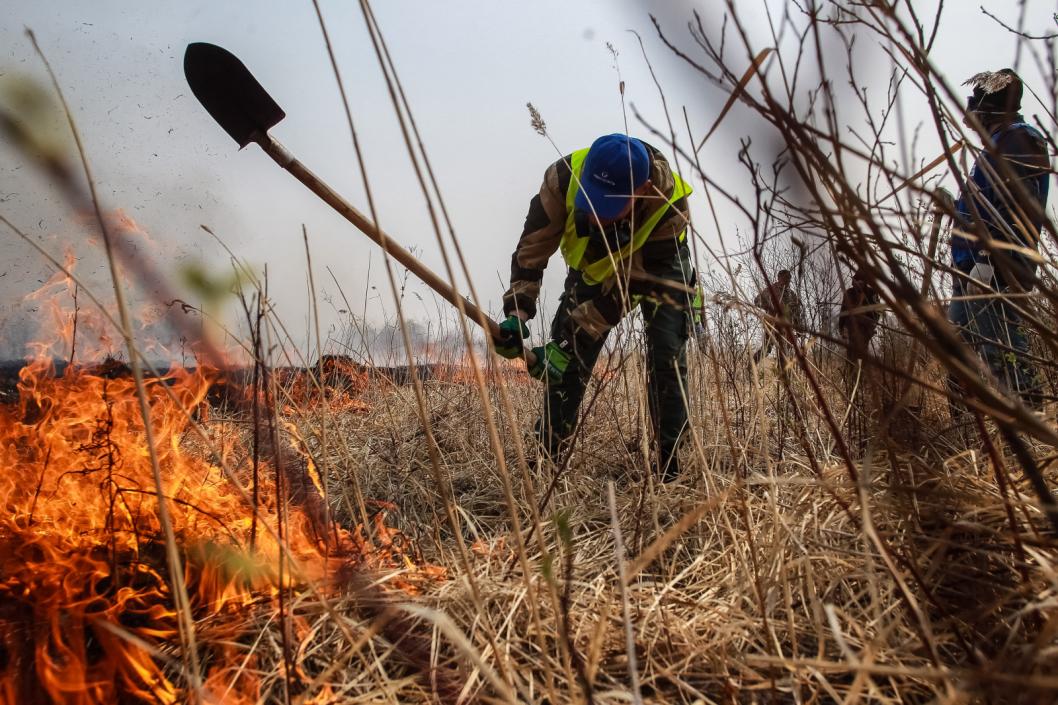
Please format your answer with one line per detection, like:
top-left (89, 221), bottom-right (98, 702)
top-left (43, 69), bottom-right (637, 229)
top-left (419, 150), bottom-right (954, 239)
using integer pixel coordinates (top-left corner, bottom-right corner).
top-left (1, 1), bottom-right (1052, 363)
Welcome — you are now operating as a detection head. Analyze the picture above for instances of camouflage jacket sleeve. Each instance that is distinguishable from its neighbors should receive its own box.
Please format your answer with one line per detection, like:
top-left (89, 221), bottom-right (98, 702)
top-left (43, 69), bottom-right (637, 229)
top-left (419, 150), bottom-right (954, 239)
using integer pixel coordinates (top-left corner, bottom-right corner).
top-left (501, 157), bottom-right (572, 319)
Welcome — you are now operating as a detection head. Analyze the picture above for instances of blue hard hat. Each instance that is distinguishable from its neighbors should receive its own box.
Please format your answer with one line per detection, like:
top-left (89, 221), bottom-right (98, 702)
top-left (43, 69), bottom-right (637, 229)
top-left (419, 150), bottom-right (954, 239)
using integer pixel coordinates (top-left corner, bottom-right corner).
top-left (574, 134), bottom-right (650, 221)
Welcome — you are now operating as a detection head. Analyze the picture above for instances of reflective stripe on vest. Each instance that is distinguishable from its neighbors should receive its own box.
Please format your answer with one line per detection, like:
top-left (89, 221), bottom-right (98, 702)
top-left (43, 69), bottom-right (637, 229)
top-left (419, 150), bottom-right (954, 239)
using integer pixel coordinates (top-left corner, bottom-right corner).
top-left (559, 148), bottom-right (692, 285)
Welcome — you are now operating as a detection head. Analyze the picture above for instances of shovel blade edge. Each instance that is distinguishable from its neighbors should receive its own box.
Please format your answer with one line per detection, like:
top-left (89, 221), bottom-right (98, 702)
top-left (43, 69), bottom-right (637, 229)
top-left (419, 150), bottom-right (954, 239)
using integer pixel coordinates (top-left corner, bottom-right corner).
top-left (183, 42), bottom-right (286, 148)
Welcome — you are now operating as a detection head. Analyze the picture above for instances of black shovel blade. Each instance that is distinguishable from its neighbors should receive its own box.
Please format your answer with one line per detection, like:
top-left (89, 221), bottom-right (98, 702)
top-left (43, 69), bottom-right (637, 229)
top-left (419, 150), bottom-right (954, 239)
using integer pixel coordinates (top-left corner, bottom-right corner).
top-left (183, 42), bottom-right (285, 148)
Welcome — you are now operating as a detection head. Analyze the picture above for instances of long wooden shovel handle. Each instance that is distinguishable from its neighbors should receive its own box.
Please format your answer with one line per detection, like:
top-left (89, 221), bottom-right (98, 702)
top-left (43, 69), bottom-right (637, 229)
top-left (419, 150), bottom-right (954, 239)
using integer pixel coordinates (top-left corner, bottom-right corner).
top-left (255, 134), bottom-right (537, 368)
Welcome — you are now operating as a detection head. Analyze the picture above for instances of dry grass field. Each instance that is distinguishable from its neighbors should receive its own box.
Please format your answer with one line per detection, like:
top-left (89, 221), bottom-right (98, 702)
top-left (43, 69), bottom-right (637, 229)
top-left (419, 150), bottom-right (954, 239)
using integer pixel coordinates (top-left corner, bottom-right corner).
top-left (8, 317), bottom-right (1058, 704)
top-left (3, 2), bottom-right (1058, 703)
top-left (272, 341), bottom-right (1058, 704)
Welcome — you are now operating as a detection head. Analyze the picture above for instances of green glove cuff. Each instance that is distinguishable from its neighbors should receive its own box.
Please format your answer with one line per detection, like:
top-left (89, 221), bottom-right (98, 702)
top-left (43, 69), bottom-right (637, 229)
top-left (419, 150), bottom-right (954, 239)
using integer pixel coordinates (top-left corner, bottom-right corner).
top-left (494, 315), bottom-right (530, 359)
top-left (528, 341), bottom-right (571, 384)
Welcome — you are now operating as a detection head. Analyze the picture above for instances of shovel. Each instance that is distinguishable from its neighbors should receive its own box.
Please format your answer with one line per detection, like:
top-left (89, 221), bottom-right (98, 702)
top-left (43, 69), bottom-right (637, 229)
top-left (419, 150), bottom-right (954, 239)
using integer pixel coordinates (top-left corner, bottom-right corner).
top-left (182, 42), bottom-right (534, 366)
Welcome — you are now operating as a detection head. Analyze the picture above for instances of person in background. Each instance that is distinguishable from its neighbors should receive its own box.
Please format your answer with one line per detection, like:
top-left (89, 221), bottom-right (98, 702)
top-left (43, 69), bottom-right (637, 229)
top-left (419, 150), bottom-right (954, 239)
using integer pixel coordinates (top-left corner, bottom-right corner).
top-left (948, 69), bottom-right (1051, 407)
top-left (753, 269), bottom-right (803, 363)
top-left (838, 269), bottom-right (881, 363)
top-left (492, 134), bottom-right (695, 482)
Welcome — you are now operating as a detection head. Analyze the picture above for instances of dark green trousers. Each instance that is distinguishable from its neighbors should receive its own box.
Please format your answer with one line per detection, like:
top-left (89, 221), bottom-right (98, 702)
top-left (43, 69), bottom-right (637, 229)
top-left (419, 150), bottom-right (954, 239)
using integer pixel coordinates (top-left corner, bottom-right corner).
top-left (536, 250), bottom-right (693, 467)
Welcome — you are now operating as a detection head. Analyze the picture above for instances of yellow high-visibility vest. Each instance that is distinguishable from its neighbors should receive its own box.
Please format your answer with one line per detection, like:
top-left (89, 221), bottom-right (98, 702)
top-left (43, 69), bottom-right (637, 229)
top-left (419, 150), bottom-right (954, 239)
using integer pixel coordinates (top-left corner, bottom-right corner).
top-left (692, 287), bottom-right (704, 324)
top-left (558, 147), bottom-right (692, 285)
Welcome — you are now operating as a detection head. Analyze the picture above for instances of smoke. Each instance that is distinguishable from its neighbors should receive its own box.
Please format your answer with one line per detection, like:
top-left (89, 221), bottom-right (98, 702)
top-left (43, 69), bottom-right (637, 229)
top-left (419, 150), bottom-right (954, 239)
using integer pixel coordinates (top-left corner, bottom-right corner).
top-left (0, 208), bottom-right (204, 364)
top-left (329, 313), bottom-right (485, 366)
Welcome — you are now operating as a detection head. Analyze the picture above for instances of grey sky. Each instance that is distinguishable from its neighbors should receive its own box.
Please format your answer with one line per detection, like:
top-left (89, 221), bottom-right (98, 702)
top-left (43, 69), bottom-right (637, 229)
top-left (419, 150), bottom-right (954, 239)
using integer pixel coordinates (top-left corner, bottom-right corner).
top-left (1, 1), bottom-right (1054, 360)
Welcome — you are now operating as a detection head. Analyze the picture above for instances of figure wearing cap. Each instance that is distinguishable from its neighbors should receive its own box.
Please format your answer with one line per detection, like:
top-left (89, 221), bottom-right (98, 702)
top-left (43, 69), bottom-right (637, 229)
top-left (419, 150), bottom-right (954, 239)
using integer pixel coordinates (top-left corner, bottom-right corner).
top-left (947, 68), bottom-right (1051, 406)
top-left (493, 134), bottom-right (695, 481)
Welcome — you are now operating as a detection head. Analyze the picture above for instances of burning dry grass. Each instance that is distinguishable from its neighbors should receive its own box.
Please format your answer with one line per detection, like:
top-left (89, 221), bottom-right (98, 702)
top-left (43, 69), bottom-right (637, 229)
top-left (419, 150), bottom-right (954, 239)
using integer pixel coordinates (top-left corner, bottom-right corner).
top-left (0, 354), bottom-right (447, 704)
top-left (3, 1), bottom-right (1058, 701)
top-left (1, 301), bottom-right (1057, 703)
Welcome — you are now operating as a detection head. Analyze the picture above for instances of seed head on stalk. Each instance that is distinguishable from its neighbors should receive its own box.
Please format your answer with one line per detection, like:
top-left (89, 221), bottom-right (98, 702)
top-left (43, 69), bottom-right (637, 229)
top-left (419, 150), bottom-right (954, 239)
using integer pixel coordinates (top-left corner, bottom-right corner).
top-left (527, 101), bottom-right (547, 137)
top-left (526, 101), bottom-right (566, 162)
top-left (963, 70), bottom-right (1018, 94)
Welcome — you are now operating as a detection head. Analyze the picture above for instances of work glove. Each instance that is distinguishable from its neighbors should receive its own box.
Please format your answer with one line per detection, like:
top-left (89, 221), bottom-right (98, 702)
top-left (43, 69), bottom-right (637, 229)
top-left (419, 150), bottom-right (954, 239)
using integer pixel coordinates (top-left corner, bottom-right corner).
top-left (528, 341), bottom-right (571, 384)
top-left (493, 315), bottom-right (529, 359)
top-left (967, 261), bottom-right (996, 295)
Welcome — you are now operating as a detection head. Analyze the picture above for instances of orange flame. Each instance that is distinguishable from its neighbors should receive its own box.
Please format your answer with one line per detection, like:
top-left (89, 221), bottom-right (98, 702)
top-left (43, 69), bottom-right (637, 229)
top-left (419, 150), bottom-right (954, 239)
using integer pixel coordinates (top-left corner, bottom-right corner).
top-left (0, 238), bottom-right (443, 703)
